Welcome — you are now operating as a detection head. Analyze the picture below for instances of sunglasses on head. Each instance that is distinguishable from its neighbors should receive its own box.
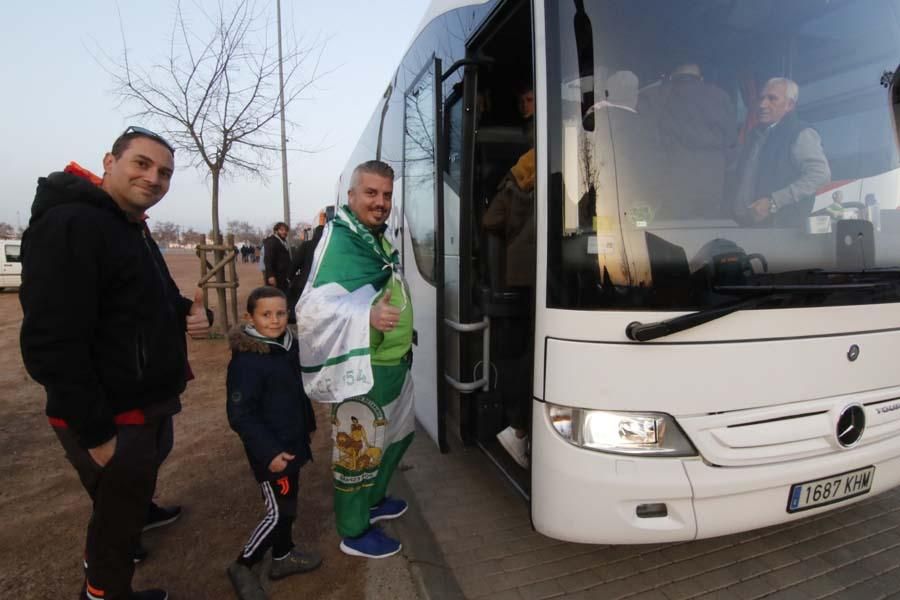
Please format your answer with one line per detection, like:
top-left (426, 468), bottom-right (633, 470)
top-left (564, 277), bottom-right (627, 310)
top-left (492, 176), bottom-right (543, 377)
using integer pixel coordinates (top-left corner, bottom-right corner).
top-left (123, 125), bottom-right (176, 155)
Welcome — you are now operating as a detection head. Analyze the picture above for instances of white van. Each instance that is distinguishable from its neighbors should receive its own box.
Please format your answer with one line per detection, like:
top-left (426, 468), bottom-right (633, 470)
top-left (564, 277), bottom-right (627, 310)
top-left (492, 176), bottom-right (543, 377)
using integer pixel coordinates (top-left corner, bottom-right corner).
top-left (0, 240), bottom-right (22, 290)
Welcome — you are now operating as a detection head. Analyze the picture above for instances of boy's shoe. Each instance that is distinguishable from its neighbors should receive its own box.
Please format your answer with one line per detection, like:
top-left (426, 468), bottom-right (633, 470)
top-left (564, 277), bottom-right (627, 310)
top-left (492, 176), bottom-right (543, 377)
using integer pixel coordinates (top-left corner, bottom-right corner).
top-left (143, 503), bottom-right (182, 532)
top-left (226, 562), bottom-right (267, 600)
top-left (369, 496), bottom-right (408, 523)
top-left (497, 426), bottom-right (529, 468)
top-left (339, 528), bottom-right (402, 559)
top-left (269, 548), bottom-right (323, 580)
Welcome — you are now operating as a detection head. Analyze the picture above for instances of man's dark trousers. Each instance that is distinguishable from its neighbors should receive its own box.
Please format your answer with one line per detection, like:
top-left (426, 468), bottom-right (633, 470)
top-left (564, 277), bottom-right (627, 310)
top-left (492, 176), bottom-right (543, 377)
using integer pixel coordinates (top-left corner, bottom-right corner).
top-left (54, 415), bottom-right (174, 599)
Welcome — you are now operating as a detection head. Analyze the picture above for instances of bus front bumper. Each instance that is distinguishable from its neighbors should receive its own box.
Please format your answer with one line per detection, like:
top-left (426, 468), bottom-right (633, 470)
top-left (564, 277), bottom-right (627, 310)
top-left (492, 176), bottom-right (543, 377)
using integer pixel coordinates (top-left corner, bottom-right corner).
top-left (530, 404), bottom-right (900, 544)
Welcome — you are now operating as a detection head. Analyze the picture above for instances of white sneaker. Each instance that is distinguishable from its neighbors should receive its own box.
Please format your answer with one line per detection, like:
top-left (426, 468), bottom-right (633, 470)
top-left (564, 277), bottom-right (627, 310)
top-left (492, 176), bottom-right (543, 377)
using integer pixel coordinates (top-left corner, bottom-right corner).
top-left (497, 426), bottom-right (529, 468)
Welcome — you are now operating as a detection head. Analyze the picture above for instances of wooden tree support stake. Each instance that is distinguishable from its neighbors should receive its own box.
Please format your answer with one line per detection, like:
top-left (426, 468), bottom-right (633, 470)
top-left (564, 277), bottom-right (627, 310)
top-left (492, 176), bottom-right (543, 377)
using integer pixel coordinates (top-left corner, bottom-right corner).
top-left (195, 233), bottom-right (240, 331)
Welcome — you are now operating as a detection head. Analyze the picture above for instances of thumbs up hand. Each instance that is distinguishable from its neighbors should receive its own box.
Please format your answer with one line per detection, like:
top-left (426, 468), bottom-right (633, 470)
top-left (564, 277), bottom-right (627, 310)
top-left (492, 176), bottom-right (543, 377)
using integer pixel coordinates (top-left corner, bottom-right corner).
top-left (370, 288), bottom-right (401, 332)
top-left (186, 289), bottom-right (210, 339)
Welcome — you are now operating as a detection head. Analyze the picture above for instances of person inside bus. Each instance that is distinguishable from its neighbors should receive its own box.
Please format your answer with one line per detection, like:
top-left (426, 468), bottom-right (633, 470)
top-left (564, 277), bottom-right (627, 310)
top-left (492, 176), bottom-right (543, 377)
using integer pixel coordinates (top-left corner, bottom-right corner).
top-left (578, 70), bottom-right (660, 229)
top-left (638, 62), bottom-right (737, 219)
top-left (481, 84), bottom-right (536, 469)
top-left (732, 77), bottom-right (831, 227)
top-left (474, 86), bottom-right (526, 203)
top-left (517, 83), bottom-right (535, 138)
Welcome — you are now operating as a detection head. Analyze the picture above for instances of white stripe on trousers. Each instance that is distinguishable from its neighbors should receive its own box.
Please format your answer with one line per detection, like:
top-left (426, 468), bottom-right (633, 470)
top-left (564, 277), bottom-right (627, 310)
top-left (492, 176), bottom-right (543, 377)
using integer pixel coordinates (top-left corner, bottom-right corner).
top-left (242, 481), bottom-right (280, 558)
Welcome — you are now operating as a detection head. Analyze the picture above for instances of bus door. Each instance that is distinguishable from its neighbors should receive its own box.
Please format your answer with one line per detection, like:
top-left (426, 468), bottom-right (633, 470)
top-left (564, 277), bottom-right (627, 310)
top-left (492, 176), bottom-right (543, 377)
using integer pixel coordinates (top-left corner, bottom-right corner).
top-left (402, 57), bottom-right (448, 452)
top-left (444, 0), bottom-right (537, 493)
top-left (440, 55), bottom-right (485, 450)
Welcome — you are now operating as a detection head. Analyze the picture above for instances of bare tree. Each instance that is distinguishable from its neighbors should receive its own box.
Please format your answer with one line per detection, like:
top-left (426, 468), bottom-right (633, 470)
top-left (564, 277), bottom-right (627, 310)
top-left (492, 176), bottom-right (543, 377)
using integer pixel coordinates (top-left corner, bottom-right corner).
top-left (182, 228), bottom-right (206, 246)
top-left (151, 220), bottom-right (181, 246)
top-left (108, 0), bottom-right (325, 241)
top-left (226, 219), bottom-right (264, 245)
top-left (0, 223), bottom-right (16, 239)
top-left (104, 0), bottom-right (325, 326)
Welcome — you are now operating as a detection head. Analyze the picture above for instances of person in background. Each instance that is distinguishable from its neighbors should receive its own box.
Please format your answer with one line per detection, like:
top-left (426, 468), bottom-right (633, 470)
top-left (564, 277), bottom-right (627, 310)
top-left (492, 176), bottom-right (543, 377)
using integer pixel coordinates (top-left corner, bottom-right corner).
top-left (286, 222), bottom-right (324, 325)
top-left (258, 243), bottom-right (266, 282)
top-left (263, 222), bottom-right (292, 293)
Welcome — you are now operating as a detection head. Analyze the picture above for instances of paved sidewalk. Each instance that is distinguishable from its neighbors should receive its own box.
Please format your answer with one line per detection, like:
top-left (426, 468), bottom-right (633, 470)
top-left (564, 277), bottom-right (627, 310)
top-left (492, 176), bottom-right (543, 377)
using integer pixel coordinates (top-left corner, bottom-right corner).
top-left (396, 428), bottom-right (900, 600)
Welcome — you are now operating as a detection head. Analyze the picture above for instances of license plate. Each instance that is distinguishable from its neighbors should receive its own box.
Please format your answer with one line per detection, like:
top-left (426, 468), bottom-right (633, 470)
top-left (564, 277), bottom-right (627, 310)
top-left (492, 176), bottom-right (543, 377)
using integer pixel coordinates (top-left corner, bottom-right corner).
top-left (787, 466), bottom-right (875, 513)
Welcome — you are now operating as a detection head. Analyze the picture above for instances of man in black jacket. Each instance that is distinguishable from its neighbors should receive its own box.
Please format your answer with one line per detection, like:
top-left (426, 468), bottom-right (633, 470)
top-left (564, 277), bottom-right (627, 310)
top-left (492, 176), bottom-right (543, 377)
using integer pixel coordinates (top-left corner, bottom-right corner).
top-left (286, 224), bottom-right (324, 324)
top-left (263, 221), bottom-right (292, 293)
top-left (20, 127), bottom-right (211, 600)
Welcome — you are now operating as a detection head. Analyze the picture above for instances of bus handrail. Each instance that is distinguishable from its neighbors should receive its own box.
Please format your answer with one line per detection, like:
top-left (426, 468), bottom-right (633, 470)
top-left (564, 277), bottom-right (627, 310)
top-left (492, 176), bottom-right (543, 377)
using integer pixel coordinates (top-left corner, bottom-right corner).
top-left (444, 317), bottom-right (488, 333)
top-left (443, 317), bottom-right (490, 393)
top-left (443, 374), bottom-right (487, 393)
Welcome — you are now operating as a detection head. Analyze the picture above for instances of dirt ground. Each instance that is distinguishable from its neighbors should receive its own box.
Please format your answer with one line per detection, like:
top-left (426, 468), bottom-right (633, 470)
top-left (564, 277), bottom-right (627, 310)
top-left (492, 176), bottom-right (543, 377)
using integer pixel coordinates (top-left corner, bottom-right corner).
top-left (0, 251), bottom-right (418, 599)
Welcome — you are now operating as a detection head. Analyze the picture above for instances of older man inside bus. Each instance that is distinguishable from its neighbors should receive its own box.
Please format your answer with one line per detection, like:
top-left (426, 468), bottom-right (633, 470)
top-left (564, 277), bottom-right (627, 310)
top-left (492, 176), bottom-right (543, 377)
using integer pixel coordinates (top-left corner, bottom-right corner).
top-left (732, 77), bottom-right (831, 227)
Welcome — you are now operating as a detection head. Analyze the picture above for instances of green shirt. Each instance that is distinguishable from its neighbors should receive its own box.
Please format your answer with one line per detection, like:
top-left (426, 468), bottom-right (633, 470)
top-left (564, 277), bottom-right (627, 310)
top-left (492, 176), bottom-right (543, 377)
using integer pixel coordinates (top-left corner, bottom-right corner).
top-left (370, 236), bottom-right (413, 365)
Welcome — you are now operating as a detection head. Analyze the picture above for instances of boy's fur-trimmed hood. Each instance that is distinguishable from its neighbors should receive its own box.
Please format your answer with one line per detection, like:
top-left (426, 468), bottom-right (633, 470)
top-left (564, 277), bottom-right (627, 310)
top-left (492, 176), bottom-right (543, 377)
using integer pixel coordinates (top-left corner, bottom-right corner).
top-left (228, 325), bottom-right (272, 354)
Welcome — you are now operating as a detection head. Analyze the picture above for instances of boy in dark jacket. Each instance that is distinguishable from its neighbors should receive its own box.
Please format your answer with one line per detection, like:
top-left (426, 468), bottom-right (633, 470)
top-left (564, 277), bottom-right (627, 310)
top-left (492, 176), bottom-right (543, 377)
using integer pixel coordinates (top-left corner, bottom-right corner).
top-left (226, 286), bottom-right (321, 599)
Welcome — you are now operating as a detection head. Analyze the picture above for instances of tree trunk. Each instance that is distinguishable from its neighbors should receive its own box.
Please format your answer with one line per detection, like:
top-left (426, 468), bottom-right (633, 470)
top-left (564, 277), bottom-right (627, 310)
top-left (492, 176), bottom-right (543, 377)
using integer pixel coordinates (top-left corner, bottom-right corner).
top-left (210, 169), bottom-right (229, 332)
top-left (211, 168), bottom-right (221, 243)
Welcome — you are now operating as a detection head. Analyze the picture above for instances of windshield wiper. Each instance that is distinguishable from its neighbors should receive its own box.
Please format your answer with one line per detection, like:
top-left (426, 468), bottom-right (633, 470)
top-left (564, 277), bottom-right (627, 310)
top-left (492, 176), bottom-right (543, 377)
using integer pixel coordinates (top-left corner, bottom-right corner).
top-left (714, 283), bottom-right (887, 294)
top-left (625, 282), bottom-right (890, 342)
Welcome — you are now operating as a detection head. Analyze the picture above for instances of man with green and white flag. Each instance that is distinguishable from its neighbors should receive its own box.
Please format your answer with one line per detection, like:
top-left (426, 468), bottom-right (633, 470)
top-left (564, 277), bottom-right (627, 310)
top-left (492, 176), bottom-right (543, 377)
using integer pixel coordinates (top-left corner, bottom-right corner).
top-left (295, 160), bottom-right (414, 558)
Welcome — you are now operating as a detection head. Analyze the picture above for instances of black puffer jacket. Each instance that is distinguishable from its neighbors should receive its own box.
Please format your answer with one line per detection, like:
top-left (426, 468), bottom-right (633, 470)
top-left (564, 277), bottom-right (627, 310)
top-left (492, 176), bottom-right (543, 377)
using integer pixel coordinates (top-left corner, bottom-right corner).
top-left (226, 327), bottom-right (315, 482)
top-left (263, 234), bottom-right (292, 292)
top-left (20, 172), bottom-right (194, 448)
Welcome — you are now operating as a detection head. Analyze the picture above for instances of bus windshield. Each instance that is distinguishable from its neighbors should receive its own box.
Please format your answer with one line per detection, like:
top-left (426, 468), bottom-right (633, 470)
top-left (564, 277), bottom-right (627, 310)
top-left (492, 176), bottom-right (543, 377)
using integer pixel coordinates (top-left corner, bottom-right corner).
top-left (546, 0), bottom-right (900, 311)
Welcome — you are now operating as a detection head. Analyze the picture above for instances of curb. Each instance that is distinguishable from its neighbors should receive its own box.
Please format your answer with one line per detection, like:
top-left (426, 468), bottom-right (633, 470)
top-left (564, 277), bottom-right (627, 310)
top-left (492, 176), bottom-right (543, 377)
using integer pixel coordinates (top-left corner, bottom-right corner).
top-left (389, 467), bottom-right (466, 600)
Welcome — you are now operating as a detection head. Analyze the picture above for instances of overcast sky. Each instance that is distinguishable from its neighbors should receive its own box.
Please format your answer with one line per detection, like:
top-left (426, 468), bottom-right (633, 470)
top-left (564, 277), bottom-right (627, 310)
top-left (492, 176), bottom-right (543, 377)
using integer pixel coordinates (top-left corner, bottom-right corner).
top-left (0, 0), bottom-right (428, 233)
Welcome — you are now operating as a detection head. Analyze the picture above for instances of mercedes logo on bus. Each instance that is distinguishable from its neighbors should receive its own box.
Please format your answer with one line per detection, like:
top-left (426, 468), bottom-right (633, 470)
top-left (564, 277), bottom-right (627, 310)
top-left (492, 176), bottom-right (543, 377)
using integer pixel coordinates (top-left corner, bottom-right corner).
top-left (836, 404), bottom-right (866, 448)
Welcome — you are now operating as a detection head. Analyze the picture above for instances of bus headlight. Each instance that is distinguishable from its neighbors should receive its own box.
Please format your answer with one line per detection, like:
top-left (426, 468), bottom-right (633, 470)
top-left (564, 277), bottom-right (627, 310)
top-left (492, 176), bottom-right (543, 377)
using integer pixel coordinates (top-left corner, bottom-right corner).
top-left (547, 403), bottom-right (696, 456)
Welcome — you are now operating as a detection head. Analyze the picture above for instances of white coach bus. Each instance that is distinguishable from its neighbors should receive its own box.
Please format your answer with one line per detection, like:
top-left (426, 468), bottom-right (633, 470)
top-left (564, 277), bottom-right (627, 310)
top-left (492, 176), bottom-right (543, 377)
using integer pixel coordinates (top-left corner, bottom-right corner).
top-left (337, 0), bottom-right (900, 543)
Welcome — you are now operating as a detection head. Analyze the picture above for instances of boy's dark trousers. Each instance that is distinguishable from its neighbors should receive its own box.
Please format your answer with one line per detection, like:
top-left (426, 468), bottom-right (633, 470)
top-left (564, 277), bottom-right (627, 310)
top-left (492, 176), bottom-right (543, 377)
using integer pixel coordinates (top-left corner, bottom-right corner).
top-left (239, 468), bottom-right (299, 565)
top-left (54, 414), bottom-right (174, 600)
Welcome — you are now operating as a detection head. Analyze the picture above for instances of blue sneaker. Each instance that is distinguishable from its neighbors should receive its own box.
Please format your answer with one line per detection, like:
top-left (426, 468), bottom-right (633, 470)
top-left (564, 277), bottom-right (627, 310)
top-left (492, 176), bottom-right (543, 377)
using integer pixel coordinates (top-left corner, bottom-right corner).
top-left (369, 496), bottom-right (408, 523)
top-left (340, 528), bottom-right (402, 559)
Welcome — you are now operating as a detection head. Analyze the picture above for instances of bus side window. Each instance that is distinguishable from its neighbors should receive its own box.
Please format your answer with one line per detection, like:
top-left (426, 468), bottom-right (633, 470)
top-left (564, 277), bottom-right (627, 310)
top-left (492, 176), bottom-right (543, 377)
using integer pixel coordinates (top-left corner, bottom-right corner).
top-left (444, 84), bottom-right (464, 191)
top-left (403, 64), bottom-right (440, 283)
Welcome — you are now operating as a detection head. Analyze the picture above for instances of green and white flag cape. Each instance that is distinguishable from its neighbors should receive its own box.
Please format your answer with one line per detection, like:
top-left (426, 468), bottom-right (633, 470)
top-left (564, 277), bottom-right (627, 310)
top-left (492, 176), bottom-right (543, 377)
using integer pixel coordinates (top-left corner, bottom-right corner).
top-left (295, 205), bottom-right (415, 537)
top-left (295, 205), bottom-right (410, 403)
